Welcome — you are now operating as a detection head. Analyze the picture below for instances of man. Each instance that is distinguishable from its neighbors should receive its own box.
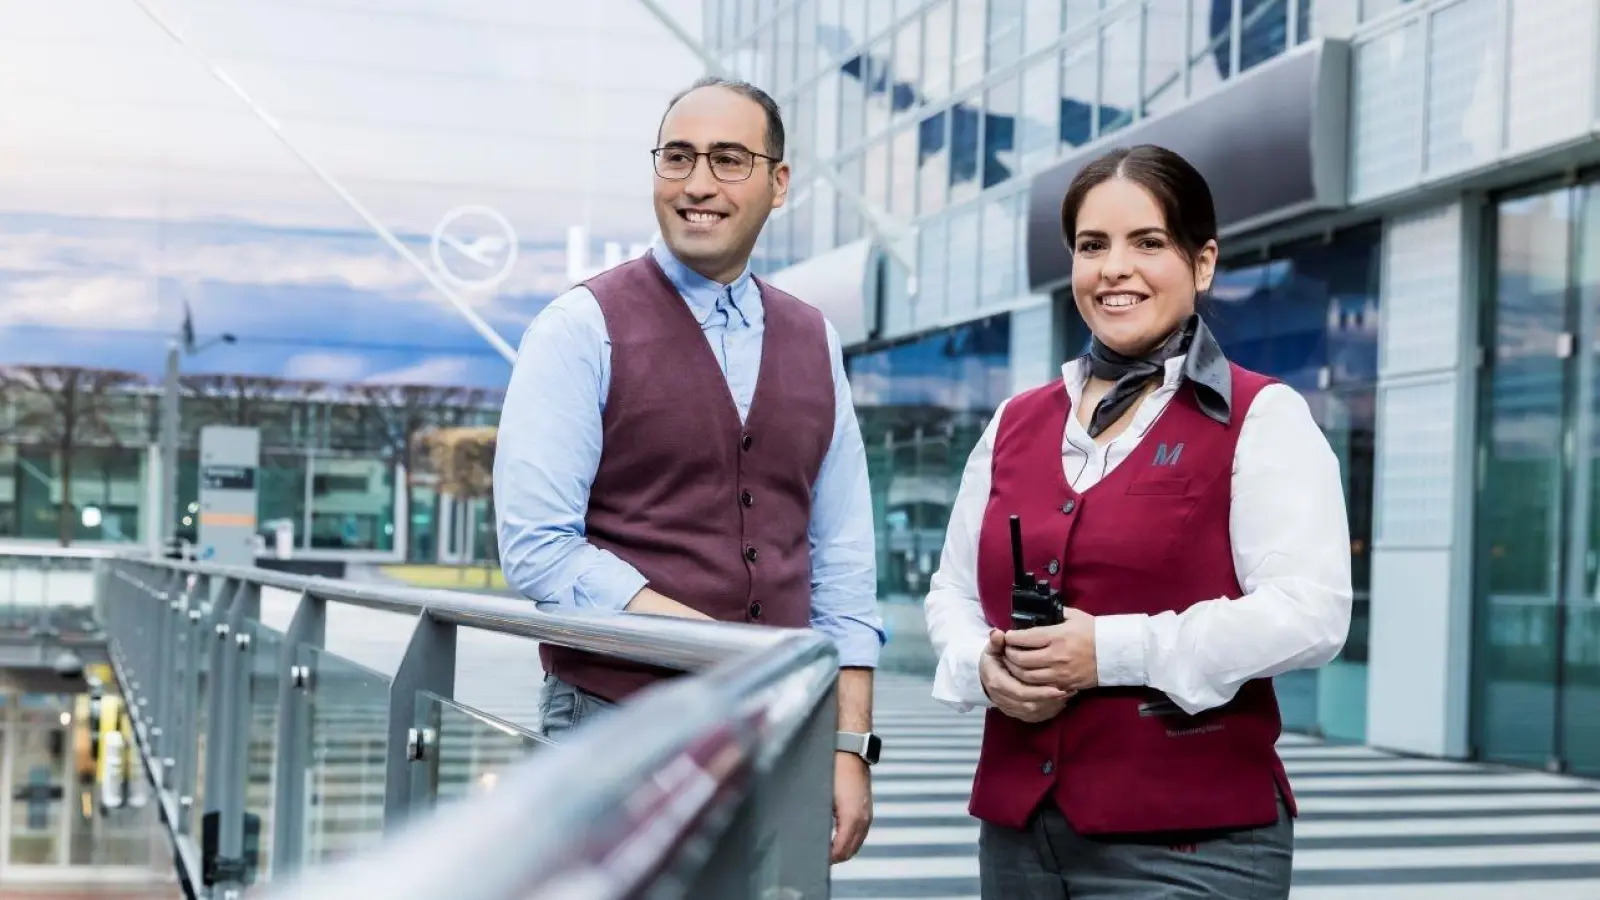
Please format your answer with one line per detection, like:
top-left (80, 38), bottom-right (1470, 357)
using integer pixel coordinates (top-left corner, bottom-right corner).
top-left (493, 77), bottom-right (883, 866)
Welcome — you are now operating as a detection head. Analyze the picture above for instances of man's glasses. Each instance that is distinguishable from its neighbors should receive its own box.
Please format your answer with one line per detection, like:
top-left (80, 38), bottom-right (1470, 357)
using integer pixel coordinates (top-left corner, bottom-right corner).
top-left (652, 146), bottom-right (780, 183)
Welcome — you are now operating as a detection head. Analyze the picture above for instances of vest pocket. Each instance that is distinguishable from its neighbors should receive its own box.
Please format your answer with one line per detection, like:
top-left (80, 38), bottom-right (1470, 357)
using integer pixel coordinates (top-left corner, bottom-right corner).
top-left (1126, 476), bottom-right (1190, 496)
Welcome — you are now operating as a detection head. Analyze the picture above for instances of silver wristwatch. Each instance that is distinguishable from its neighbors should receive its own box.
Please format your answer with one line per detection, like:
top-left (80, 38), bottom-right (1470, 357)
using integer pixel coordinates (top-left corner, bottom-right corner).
top-left (836, 731), bottom-right (882, 766)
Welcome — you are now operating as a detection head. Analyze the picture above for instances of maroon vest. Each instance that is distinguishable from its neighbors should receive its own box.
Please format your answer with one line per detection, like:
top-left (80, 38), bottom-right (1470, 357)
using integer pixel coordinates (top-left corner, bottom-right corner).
top-left (968, 364), bottom-right (1297, 835)
top-left (537, 254), bottom-right (835, 702)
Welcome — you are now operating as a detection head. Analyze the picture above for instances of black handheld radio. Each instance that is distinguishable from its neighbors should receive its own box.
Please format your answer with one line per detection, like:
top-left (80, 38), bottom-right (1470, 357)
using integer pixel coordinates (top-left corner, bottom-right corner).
top-left (1008, 515), bottom-right (1065, 630)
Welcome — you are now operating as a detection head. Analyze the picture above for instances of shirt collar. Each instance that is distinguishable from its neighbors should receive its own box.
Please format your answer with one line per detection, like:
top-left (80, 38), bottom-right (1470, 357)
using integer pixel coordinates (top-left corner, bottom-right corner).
top-left (1060, 315), bottom-right (1233, 425)
top-left (649, 241), bottom-right (760, 328)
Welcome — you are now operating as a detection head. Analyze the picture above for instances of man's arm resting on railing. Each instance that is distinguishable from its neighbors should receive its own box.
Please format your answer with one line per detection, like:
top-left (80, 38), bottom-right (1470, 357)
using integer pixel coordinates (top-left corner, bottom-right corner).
top-left (493, 292), bottom-right (656, 613)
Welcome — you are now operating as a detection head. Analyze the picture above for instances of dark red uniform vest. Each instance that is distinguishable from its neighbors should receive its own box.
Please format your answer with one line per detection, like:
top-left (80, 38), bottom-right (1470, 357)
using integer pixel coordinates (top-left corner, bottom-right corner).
top-left (968, 364), bottom-right (1298, 835)
top-left (538, 254), bottom-right (835, 702)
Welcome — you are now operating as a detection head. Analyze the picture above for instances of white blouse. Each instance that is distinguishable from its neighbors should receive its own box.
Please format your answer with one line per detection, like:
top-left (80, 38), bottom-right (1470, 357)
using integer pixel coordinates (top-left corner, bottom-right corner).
top-left (923, 354), bottom-right (1354, 716)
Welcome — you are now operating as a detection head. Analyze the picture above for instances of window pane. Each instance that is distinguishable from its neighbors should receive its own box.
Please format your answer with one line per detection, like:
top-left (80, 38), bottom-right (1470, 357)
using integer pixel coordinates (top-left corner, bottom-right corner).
top-left (1018, 56), bottom-right (1058, 173)
top-left (1024, 0), bottom-right (1063, 54)
top-left (983, 77), bottom-right (1020, 189)
top-left (918, 109), bottom-right (950, 215)
top-left (1059, 41), bottom-right (1098, 150)
top-left (953, 0), bottom-right (987, 91)
top-left (988, 0), bottom-right (1026, 73)
top-left (948, 102), bottom-right (982, 205)
top-left (923, 1), bottom-right (954, 103)
top-left (309, 456), bottom-right (395, 551)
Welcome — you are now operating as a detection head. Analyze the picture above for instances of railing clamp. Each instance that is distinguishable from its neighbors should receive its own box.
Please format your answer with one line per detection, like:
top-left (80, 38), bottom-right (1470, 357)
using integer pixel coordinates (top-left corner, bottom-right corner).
top-left (235, 633), bottom-right (251, 651)
top-left (188, 609), bottom-right (202, 624)
top-left (215, 623), bottom-right (230, 640)
top-left (207, 855), bottom-right (249, 884)
top-left (405, 727), bottom-right (435, 761)
top-left (289, 665), bottom-right (312, 690)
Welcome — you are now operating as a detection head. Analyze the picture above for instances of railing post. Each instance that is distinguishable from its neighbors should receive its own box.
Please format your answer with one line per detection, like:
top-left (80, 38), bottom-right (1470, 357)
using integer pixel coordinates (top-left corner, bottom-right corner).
top-left (147, 571), bottom-right (183, 788)
top-left (172, 578), bottom-right (205, 835)
top-left (202, 577), bottom-right (238, 847)
top-left (210, 580), bottom-right (260, 897)
top-left (385, 611), bottom-right (455, 830)
top-left (273, 591), bottom-right (324, 878)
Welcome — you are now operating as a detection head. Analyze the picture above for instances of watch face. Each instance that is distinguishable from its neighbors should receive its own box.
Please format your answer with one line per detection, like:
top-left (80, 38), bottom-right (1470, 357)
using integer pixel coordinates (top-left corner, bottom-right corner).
top-left (864, 733), bottom-right (882, 765)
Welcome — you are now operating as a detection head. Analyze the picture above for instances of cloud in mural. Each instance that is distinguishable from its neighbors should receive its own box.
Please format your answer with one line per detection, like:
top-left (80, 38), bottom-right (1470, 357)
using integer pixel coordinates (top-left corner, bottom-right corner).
top-left (0, 210), bottom-right (634, 390)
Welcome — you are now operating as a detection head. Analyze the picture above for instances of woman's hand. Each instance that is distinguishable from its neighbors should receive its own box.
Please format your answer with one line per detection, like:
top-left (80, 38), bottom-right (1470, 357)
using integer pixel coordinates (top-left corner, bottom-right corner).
top-left (1001, 609), bottom-right (1100, 693)
top-left (979, 630), bottom-right (1073, 723)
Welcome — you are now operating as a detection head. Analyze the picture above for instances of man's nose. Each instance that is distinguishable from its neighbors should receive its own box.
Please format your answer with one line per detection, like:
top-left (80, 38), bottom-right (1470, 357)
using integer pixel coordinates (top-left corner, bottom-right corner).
top-left (684, 156), bottom-right (720, 198)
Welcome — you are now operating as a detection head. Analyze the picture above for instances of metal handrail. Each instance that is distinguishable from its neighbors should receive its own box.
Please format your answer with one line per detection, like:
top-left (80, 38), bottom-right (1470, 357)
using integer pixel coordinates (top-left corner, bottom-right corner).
top-left (259, 626), bottom-right (838, 900)
top-left (85, 553), bottom-right (840, 899)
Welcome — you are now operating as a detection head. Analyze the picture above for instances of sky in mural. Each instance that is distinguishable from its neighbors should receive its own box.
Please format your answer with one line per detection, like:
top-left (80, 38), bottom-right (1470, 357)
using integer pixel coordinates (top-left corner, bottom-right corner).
top-left (0, 0), bottom-right (702, 391)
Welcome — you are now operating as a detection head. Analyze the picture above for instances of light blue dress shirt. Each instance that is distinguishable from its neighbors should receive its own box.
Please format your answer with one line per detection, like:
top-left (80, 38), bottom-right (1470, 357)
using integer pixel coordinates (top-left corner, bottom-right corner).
top-left (494, 242), bottom-right (884, 668)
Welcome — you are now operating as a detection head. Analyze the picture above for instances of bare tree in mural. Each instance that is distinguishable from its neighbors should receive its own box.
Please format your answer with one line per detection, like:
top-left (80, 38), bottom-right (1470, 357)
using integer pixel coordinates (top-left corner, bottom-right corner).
top-left (354, 384), bottom-right (501, 473)
top-left (0, 366), bottom-right (146, 546)
top-left (179, 373), bottom-right (323, 427)
top-left (412, 425), bottom-right (498, 585)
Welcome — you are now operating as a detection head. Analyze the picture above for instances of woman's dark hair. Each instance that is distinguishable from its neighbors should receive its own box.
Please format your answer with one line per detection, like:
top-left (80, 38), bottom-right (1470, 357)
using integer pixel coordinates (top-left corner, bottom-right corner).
top-left (1059, 144), bottom-right (1218, 267)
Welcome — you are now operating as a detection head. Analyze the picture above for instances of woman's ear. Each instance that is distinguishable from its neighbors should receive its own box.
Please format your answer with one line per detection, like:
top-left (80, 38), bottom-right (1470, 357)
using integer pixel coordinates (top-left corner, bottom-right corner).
top-left (1194, 239), bottom-right (1219, 294)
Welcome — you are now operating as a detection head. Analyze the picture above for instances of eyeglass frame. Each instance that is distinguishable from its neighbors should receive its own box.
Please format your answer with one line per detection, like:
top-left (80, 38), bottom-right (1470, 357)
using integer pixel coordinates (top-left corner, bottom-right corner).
top-left (650, 142), bottom-right (783, 183)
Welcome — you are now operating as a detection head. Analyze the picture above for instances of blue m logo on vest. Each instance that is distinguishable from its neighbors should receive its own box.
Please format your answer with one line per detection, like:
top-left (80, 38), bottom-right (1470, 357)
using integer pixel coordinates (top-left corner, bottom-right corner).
top-left (1153, 442), bottom-right (1184, 467)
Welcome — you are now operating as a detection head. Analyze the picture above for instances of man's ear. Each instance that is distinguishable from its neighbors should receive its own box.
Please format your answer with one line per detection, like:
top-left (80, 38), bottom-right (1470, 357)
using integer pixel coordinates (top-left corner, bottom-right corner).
top-left (771, 160), bottom-right (791, 210)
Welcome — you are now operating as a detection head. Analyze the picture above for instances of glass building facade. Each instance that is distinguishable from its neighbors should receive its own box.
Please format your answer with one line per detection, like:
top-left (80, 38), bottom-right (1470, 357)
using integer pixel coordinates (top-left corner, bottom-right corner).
top-left (701, 0), bottom-right (1407, 729)
top-left (700, 0), bottom-right (1600, 762)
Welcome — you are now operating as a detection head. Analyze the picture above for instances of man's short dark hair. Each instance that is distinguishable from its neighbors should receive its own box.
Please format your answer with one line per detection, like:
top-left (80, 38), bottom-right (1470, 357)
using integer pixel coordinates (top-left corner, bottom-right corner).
top-left (658, 76), bottom-right (786, 162)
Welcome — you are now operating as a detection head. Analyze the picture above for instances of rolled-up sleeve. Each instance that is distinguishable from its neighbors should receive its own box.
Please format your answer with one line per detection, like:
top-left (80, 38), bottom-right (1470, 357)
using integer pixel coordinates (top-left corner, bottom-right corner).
top-left (493, 289), bottom-right (647, 611)
top-left (806, 321), bottom-right (884, 668)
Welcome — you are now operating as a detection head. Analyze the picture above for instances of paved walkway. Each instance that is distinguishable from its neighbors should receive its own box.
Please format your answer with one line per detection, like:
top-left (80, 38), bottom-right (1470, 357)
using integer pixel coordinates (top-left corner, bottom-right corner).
top-left (847, 675), bottom-right (1600, 899)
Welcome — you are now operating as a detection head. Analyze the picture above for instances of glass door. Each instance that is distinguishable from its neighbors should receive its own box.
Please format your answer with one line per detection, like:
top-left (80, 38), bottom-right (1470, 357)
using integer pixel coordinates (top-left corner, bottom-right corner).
top-left (1473, 182), bottom-right (1600, 775)
top-left (1563, 184), bottom-right (1600, 774)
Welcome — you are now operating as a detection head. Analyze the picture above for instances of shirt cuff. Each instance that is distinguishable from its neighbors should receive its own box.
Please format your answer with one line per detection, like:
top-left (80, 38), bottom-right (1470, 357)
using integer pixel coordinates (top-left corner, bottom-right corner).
top-left (821, 618), bottom-right (884, 668)
top-left (572, 562), bottom-right (650, 613)
top-left (1094, 613), bottom-right (1151, 688)
top-left (931, 629), bottom-right (993, 712)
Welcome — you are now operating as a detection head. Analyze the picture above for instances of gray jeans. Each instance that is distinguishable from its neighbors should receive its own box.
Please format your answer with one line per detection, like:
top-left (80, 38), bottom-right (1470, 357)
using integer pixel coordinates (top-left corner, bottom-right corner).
top-left (536, 674), bottom-right (617, 739)
top-left (978, 796), bottom-right (1294, 900)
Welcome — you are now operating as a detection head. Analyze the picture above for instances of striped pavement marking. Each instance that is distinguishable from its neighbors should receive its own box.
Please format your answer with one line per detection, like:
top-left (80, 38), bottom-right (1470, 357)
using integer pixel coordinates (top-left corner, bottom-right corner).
top-left (843, 675), bottom-right (1600, 899)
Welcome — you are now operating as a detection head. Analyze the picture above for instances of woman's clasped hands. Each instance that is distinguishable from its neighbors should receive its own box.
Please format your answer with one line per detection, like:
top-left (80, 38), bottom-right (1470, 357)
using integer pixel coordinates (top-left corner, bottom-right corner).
top-left (977, 608), bottom-right (1099, 723)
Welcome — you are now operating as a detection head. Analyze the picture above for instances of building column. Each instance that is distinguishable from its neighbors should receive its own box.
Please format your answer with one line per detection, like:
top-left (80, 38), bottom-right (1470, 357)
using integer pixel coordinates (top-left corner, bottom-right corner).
top-left (1009, 296), bottom-right (1063, 394)
top-left (1365, 199), bottom-right (1482, 758)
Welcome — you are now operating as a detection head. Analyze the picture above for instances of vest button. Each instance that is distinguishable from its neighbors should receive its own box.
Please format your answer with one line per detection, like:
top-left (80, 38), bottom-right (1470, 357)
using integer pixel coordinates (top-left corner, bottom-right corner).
top-left (749, 601), bottom-right (762, 619)
top-left (740, 490), bottom-right (753, 507)
top-left (1041, 760), bottom-right (1054, 775)
top-left (1047, 559), bottom-right (1060, 575)
top-left (1061, 499), bottom-right (1076, 514)
top-left (741, 434), bottom-right (753, 451)
top-left (745, 546), bottom-right (758, 562)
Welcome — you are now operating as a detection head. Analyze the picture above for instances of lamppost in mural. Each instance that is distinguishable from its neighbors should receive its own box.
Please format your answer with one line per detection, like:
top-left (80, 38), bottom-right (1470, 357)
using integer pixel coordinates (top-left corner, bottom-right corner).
top-left (159, 300), bottom-right (235, 558)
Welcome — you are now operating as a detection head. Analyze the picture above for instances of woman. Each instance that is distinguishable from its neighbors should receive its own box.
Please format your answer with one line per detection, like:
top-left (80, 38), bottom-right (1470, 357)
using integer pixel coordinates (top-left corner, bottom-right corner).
top-left (923, 143), bottom-right (1352, 899)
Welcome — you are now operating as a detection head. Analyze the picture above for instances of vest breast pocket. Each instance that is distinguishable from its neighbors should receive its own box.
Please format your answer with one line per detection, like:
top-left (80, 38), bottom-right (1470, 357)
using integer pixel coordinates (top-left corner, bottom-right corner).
top-left (1125, 475), bottom-right (1190, 496)
top-left (1087, 474), bottom-right (1203, 572)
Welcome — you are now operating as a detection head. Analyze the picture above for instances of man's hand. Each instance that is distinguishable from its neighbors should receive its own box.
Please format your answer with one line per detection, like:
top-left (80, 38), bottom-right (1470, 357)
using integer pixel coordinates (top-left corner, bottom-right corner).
top-left (622, 587), bottom-right (711, 620)
top-left (1001, 608), bottom-right (1098, 692)
top-left (830, 751), bottom-right (872, 864)
top-left (980, 630), bottom-right (1072, 723)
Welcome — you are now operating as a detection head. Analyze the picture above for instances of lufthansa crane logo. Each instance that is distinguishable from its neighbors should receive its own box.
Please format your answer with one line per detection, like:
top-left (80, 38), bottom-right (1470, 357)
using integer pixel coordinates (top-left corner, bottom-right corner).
top-left (430, 205), bottom-right (519, 289)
